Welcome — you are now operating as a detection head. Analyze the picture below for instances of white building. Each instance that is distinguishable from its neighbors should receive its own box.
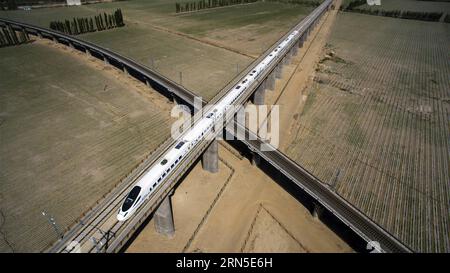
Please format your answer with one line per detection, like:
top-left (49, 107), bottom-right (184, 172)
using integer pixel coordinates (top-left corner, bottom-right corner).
top-left (66, 0), bottom-right (82, 6)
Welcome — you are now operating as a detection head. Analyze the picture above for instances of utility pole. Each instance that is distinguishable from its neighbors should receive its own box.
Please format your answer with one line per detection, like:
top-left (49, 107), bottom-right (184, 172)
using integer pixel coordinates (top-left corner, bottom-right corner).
top-left (42, 210), bottom-right (63, 239)
top-left (80, 220), bottom-right (115, 252)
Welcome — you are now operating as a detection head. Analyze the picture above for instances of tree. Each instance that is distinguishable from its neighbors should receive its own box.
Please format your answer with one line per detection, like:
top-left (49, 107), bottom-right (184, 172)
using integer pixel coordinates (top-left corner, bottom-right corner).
top-left (2, 27), bottom-right (13, 45)
top-left (108, 14), bottom-right (113, 28)
top-left (89, 18), bottom-right (94, 32)
top-left (7, 0), bottom-right (16, 10)
top-left (65, 20), bottom-right (72, 35)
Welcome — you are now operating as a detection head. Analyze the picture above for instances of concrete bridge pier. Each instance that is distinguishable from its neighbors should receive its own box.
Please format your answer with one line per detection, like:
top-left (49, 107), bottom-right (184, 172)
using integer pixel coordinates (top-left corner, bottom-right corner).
top-left (22, 28), bottom-right (30, 40)
top-left (86, 49), bottom-right (91, 57)
top-left (52, 36), bottom-right (58, 43)
top-left (312, 202), bottom-right (324, 219)
top-left (123, 65), bottom-right (129, 76)
top-left (251, 152), bottom-right (261, 166)
top-left (292, 45), bottom-right (298, 56)
top-left (37, 32), bottom-right (43, 39)
top-left (266, 73), bottom-right (275, 91)
top-left (275, 63), bottom-right (282, 79)
top-left (299, 35), bottom-right (305, 48)
top-left (171, 93), bottom-right (179, 105)
top-left (103, 56), bottom-right (109, 65)
top-left (69, 42), bottom-right (75, 49)
top-left (252, 82), bottom-right (266, 105)
top-left (202, 140), bottom-right (218, 173)
top-left (154, 194), bottom-right (175, 237)
top-left (145, 78), bottom-right (151, 88)
top-left (284, 52), bottom-right (291, 65)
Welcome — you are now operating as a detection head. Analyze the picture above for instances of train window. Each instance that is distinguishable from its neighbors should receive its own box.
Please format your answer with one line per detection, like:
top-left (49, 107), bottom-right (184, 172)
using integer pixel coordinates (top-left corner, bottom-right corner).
top-left (206, 113), bottom-right (213, 118)
top-left (175, 159), bottom-right (179, 164)
top-left (179, 156), bottom-right (182, 160)
top-left (157, 177), bottom-right (161, 182)
top-left (162, 173), bottom-right (166, 178)
top-left (161, 159), bottom-right (168, 165)
top-left (171, 163), bottom-right (175, 168)
top-left (121, 186), bottom-right (141, 211)
top-left (175, 141), bottom-right (185, 149)
top-left (270, 54), bottom-right (273, 56)
top-left (153, 183), bottom-right (157, 188)
top-left (236, 86), bottom-right (241, 89)
top-left (134, 196), bottom-right (141, 206)
top-left (252, 70), bottom-right (256, 73)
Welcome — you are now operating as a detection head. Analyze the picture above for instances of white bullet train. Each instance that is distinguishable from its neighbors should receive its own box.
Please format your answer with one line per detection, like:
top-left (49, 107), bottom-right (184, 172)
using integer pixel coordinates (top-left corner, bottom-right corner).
top-left (117, 29), bottom-right (302, 221)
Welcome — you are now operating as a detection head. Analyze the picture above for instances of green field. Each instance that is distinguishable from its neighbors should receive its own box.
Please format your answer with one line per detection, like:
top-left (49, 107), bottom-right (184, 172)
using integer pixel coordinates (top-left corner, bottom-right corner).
top-left (342, 0), bottom-right (450, 13)
top-left (285, 12), bottom-right (450, 252)
top-left (0, 0), bottom-right (315, 100)
top-left (0, 42), bottom-right (173, 252)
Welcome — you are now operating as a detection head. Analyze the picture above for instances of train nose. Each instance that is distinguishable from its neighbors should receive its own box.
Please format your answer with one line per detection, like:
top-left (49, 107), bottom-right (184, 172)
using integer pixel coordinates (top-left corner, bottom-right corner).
top-left (117, 212), bottom-right (126, 221)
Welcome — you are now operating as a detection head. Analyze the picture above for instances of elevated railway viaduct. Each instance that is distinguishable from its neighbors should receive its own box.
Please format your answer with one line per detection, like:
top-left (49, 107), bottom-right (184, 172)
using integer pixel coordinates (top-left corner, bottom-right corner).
top-left (0, 0), bottom-right (412, 253)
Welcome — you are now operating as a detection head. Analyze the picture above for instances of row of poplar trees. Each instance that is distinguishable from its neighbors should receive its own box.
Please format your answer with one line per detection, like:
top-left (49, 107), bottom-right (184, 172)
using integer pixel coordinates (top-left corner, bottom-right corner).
top-left (175, 0), bottom-right (258, 13)
top-left (0, 25), bottom-right (30, 48)
top-left (49, 9), bottom-right (124, 35)
top-left (0, 0), bottom-right (17, 10)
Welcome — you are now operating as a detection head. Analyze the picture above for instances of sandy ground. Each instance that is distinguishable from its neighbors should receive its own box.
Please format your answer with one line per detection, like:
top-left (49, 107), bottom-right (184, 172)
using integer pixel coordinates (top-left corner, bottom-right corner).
top-left (127, 142), bottom-right (351, 253)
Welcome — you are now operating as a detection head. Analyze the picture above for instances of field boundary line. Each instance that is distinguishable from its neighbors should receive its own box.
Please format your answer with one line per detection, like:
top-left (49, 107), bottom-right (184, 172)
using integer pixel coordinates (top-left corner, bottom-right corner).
top-left (173, 2), bottom-right (259, 16)
top-left (182, 156), bottom-right (235, 252)
top-left (125, 18), bottom-right (258, 59)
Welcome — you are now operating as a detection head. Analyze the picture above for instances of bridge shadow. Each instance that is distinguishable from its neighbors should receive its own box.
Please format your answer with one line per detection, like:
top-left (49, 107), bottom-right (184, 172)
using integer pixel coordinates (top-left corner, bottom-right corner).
top-left (225, 139), bottom-right (368, 253)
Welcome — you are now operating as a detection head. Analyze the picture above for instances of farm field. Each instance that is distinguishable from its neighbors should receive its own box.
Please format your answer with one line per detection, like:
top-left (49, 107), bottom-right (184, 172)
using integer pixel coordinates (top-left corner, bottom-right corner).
top-left (345, 0), bottom-right (450, 13)
top-left (0, 41), bottom-right (173, 252)
top-left (0, 0), bottom-right (316, 100)
top-left (282, 12), bottom-right (450, 252)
